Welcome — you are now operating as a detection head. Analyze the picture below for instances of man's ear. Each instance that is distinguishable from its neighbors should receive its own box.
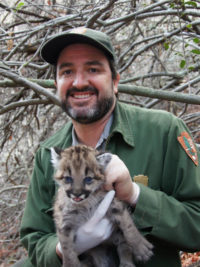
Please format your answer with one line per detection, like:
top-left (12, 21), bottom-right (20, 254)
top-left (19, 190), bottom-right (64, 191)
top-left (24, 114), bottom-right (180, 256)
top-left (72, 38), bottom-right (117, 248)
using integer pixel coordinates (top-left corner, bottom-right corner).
top-left (96, 152), bottom-right (112, 170)
top-left (113, 73), bottom-right (120, 94)
top-left (51, 147), bottom-right (63, 169)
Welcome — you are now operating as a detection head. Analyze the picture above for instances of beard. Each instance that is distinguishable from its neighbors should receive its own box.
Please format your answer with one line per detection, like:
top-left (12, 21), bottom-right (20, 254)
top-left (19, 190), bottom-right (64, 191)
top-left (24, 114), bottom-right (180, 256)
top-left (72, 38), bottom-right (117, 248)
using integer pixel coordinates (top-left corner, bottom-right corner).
top-left (61, 86), bottom-right (115, 124)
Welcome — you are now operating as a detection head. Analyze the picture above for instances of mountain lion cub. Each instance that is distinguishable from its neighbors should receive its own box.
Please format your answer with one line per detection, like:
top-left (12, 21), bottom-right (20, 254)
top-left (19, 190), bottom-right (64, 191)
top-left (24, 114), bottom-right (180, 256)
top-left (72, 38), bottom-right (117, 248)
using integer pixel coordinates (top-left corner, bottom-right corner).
top-left (51, 145), bottom-right (153, 267)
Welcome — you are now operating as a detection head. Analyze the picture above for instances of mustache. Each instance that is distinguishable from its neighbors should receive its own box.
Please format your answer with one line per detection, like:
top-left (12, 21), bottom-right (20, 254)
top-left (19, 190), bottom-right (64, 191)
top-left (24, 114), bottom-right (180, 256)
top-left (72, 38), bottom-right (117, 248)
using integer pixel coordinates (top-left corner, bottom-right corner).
top-left (66, 86), bottom-right (98, 97)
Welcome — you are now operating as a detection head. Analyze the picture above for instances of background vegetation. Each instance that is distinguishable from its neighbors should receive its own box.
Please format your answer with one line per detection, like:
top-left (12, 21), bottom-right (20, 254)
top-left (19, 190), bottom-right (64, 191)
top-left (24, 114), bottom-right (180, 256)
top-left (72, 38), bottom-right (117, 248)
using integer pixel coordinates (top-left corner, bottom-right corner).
top-left (0, 0), bottom-right (200, 266)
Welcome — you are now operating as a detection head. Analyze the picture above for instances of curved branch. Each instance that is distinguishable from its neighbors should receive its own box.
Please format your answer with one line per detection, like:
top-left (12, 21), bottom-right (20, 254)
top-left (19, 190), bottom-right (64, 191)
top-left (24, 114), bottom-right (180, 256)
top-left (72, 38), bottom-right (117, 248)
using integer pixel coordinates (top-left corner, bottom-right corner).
top-left (0, 99), bottom-right (51, 115)
top-left (0, 185), bottom-right (28, 195)
top-left (86, 0), bottom-right (116, 28)
top-left (120, 72), bottom-right (183, 83)
top-left (103, 9), bottom-right (200, 26)
top-left (0, 69), bottom-right (61, 106)
top-left (174, 76), bottom-right (200, 93)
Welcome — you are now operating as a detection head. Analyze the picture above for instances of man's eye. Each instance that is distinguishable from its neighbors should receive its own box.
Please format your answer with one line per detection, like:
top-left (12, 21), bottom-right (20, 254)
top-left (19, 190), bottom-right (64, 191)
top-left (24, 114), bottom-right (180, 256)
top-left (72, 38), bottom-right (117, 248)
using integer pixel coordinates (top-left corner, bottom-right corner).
top-left (84, 176), bottom-right (93, 184)
top-left (64, 176), bottom-right (73, 183)
top-left (63, 70), bottom-right (72, 75)
top-left (89, 68), bottom-right (98, 73)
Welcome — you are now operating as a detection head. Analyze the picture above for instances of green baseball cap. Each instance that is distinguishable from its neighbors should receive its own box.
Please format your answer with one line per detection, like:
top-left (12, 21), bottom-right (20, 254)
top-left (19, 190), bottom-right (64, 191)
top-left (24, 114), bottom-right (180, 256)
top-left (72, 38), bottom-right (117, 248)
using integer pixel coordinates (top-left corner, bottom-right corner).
top-left (40, 27), bottom-right (116, 65)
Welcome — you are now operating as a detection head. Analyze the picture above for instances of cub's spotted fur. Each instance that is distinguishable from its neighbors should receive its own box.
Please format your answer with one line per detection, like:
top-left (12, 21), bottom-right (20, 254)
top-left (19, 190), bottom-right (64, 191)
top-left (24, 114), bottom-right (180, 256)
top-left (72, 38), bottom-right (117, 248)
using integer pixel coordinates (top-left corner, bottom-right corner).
top-left (51, 145), bottom-right (153, 267)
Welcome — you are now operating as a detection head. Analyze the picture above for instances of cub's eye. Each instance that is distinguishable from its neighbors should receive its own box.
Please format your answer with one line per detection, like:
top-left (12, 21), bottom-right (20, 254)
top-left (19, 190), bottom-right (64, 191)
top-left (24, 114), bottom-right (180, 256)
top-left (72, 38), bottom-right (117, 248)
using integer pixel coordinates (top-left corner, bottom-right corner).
top-left (84, 176), bottom-right (93, 185)
top-left (64, 176), bottom-right (73, 184)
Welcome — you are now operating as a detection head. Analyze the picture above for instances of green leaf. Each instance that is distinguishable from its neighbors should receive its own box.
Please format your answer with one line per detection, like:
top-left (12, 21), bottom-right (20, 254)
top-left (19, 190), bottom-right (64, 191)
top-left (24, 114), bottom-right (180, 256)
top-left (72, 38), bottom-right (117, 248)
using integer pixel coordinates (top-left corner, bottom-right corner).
top-left (191, 49), bottom-right (200, 55)
top-left (193, 38), bottom-right (200, 44)
top-left (16, 2), bottom-right (24, 10)
top-left (185, 1), bottom-right (197, 7)
top-left (170, 3), bottom-right (175, 8)
top-left (188, 66), bottom-right (194, 71)
top-left (175, 52), bottom-right (183, 57)
top-left (164, 43), bottom-right (169, 50)
top-left (180, 60), bottom-right (186, 69)
top-left (186, 24), bottom-right (192, 29)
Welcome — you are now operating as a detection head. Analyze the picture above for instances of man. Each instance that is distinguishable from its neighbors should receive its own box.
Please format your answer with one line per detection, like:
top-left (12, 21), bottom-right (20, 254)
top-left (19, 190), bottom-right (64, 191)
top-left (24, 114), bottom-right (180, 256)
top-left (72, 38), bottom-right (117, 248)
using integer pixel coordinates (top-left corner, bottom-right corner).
top-left (20, 27), bottom-right (200, 267)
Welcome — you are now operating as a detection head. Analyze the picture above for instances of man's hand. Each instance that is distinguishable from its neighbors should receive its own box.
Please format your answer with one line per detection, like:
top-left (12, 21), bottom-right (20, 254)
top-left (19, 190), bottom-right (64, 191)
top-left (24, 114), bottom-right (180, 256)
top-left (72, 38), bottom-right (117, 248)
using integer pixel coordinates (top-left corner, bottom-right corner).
top-left (104, 155), bottom-right (140, 205)
top-left (56, 190), bottom-right (115, 258)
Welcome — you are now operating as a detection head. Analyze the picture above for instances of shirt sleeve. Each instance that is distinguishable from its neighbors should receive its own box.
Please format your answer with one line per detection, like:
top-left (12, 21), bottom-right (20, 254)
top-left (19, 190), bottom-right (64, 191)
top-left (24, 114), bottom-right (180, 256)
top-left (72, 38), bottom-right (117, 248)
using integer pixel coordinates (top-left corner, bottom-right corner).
top-left (20, 147), bottom-right (62, 267)
top-left (133, 116), bottom-right (200, 252)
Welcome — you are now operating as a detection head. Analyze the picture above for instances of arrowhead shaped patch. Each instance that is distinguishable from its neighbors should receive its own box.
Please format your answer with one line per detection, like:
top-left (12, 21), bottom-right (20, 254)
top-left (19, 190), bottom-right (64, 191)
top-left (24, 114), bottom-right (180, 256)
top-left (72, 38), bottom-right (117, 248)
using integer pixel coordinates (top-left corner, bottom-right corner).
top-left (178, 131), bottom-right (198, 166)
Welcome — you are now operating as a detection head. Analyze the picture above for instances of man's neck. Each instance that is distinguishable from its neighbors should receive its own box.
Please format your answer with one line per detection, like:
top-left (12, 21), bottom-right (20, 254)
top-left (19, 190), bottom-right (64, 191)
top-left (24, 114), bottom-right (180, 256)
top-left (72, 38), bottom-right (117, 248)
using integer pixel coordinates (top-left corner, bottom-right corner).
top-left (72, 106), bottom-right (114, 148)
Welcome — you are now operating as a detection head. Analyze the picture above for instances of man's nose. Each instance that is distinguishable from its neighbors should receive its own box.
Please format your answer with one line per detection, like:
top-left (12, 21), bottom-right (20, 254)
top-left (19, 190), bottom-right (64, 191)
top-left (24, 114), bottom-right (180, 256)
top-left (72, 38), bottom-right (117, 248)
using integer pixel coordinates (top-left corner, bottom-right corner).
top-left (72, 72), bottom-right (89, 89)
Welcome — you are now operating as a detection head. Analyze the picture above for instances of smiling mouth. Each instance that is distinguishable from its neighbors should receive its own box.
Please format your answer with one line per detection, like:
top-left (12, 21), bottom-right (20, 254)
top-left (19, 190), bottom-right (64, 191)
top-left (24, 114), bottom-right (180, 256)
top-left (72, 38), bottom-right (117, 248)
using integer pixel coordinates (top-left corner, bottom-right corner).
top-left (67, 87), bottom-right (98, 100)
top-left (72, 92), bottom-right (94, 99)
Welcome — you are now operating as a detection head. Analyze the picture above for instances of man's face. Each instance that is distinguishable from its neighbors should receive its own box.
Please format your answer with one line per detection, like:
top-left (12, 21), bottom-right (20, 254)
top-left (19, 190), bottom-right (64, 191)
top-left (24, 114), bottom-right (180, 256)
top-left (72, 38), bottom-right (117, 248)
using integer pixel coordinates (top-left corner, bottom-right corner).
top-left (55, 43), bottom-right (119, 124)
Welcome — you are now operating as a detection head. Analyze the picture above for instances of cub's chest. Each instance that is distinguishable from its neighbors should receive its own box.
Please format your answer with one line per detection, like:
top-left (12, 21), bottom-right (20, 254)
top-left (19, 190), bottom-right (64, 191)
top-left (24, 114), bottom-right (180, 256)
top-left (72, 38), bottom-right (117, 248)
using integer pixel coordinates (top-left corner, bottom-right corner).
top-left (55, 190), bottom-right (106, 229)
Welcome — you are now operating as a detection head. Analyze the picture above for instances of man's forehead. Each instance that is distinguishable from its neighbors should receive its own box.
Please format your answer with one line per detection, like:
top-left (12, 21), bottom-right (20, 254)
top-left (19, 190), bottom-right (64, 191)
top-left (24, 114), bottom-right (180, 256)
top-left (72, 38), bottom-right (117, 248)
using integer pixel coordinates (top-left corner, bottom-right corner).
top-left (57, 60), bottom-right (104, 71)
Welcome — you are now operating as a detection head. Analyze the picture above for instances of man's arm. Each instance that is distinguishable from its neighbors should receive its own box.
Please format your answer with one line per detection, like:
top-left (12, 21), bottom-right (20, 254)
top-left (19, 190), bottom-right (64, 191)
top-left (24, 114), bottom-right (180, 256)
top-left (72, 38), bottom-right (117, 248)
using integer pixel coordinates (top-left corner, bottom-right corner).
top-left (20, 148), bottom-right (62, 267)
top-left (105, 117), bottom-right (200, 251)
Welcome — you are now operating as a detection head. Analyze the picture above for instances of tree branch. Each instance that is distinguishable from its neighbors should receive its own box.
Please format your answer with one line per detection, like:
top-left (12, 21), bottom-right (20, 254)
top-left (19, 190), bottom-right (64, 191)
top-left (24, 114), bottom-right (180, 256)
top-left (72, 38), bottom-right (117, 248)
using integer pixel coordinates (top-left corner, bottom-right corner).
top-left (119, 84), bottom-right (200, 105)
top-left (0, 75), bottom-right (199, 106)
top-left (86, 0), bottom-right (116, 28)
top-left (0, 69), bottom-right (60, 106)
top-left (0, 99), bottom-right (52, 115)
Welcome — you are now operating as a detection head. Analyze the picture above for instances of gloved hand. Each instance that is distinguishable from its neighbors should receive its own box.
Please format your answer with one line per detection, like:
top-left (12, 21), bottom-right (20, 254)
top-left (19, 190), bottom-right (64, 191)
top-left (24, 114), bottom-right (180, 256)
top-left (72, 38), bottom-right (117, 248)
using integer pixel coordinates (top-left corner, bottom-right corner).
top-left (129, 182), bottom-right (140, 205)
top-left (104, 155), bottom-right (140, 205)
top-left (56, 190), bottom-right (115, 256)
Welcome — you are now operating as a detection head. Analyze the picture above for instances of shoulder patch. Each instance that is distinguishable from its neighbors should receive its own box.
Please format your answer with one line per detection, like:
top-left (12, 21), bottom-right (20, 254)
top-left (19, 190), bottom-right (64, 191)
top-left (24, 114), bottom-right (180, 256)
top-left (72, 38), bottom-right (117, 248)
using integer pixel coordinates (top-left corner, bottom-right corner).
top-left (178, 131), bottom-right (198, 166)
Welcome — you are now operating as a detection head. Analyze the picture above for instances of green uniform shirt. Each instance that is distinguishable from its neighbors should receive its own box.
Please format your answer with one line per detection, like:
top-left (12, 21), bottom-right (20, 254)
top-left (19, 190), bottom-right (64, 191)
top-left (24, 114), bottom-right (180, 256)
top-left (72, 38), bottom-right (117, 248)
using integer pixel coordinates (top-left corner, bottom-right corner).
top-left (20, 101), bottom-right (200, 267)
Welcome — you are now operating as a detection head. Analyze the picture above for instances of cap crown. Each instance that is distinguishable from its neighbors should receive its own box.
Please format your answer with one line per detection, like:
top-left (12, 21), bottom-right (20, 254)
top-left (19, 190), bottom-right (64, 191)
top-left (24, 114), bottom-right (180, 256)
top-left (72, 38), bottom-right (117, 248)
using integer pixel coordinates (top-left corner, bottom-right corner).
top-left (40, 27), bottom-right (116, 65)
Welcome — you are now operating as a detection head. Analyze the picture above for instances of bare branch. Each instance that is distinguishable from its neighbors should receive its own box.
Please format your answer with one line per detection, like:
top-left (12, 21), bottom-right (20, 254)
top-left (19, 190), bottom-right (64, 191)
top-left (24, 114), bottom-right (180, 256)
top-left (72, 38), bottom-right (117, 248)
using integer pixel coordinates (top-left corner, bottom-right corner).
top-left (0, 99), bottom-right (51, 115)
top-left (119, 84), bottom-right (200, 105)
top-left (0, 69), bottom-right (60, 106)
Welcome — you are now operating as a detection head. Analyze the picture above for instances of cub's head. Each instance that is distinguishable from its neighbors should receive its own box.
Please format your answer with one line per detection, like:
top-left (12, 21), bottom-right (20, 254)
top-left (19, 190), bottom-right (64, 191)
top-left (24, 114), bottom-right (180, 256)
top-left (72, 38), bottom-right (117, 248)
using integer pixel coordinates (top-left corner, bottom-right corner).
top-left (51, 145), bottom-right (112, 203)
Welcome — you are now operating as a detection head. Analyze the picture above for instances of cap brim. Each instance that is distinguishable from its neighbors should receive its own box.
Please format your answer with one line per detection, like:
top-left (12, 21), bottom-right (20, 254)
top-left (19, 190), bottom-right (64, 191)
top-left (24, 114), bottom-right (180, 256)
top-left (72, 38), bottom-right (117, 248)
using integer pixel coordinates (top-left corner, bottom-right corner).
top-left (40, 33), bottom-right (114, 65)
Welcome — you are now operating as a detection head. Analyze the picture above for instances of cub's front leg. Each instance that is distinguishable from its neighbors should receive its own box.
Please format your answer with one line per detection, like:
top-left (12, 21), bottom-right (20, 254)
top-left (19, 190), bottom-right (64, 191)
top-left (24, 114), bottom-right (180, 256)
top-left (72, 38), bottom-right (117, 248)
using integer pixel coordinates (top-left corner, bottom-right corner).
top-left (57, 226), bottom-right (81, 267)
top-left (120, 209), bottom-right (153, 263)
top-left (110, 200), bottom-right (153, 264)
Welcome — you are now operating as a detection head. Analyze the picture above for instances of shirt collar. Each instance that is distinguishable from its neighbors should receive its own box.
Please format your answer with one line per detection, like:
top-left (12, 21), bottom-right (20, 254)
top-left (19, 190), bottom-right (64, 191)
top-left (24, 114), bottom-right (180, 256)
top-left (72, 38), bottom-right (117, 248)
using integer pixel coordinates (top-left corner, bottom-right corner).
top-left (110, 101), bottom-right (135, 147)
top-left (72, 114), bottom-right (113, 150)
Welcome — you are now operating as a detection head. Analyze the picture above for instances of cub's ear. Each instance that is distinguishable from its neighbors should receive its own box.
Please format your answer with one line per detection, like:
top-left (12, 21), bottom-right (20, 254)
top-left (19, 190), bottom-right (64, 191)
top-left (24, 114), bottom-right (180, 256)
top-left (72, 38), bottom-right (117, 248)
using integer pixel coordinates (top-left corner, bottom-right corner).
top-left (50, 147), bottom-right (63, 169)
top-left (96, 152), bottom-right (112, 169)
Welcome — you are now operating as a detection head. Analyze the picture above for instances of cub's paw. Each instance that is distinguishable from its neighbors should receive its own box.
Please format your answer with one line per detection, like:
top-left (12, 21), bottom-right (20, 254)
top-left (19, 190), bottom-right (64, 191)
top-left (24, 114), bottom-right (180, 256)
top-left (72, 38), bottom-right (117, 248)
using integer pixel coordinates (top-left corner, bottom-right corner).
top-left (133, 237), bottom-right (153, 262)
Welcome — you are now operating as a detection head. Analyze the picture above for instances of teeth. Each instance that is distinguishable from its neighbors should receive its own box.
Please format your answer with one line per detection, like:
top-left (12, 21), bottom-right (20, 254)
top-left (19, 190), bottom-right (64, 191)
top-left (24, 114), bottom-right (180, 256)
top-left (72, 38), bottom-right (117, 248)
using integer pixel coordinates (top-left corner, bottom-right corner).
top-left (70, 194), bottom-right (86, 203)
top-left (74, 94), bottom-right (90, 99)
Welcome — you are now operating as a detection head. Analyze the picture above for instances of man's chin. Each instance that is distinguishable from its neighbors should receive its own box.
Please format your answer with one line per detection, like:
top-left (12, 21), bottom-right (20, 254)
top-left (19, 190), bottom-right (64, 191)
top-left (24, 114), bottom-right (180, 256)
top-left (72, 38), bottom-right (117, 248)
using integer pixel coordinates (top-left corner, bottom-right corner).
top-left (61, 105), bottom-right (98, 124)
top-left (61, 96), bottom-right (115, 123)
top-left (68, 111), bottom-right (99, 124)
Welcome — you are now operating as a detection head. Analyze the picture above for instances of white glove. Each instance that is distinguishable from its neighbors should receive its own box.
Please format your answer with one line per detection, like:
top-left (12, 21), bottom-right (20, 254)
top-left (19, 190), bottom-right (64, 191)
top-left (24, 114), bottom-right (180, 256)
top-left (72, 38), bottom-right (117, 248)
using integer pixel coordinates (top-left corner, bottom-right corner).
top-left (57, 190), bottom-right (115, 256)
top-left (129, 182), bottom-right (140, 206)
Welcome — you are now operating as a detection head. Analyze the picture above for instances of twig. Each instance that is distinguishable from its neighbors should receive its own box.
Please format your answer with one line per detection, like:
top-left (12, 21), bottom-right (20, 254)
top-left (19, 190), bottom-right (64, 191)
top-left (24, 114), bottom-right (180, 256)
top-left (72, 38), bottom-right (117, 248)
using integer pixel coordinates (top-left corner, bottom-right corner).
top-left (0, 185), bottom-right (28, 195)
